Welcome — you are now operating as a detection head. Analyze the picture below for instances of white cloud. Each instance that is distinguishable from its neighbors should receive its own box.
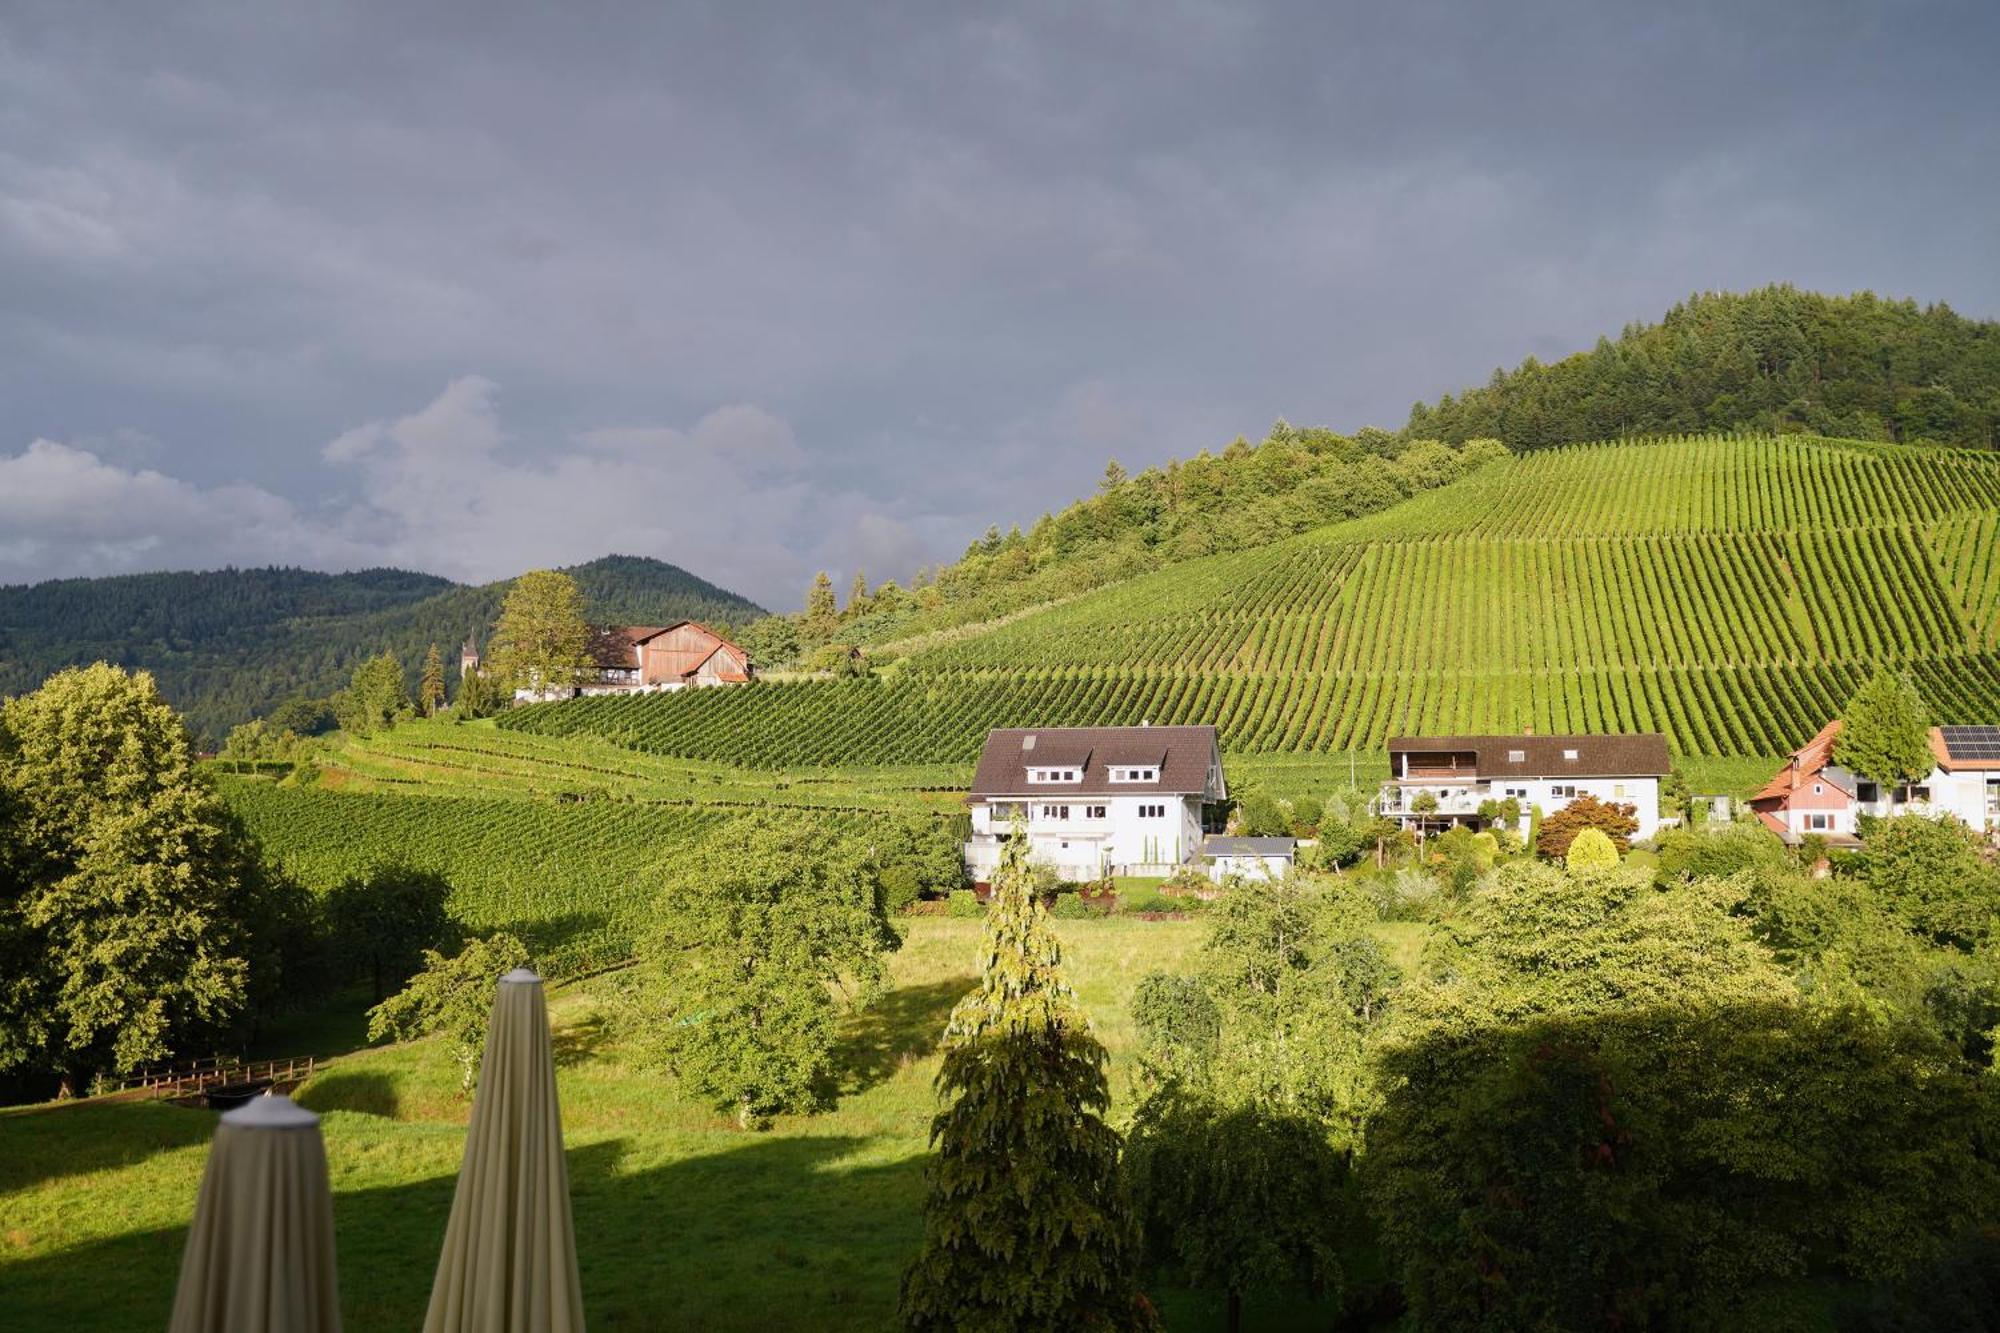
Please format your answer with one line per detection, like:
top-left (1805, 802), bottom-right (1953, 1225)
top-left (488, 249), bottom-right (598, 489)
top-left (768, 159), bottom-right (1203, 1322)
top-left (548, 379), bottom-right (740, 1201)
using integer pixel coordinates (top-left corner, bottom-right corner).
top-left (0, 378), bottom-right (956, 608)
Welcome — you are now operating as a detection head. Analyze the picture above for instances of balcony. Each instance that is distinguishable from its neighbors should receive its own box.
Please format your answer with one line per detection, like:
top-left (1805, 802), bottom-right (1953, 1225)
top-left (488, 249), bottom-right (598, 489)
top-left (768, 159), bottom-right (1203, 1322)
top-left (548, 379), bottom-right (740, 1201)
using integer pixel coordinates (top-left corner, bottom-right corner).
top-left (1378, 785), bottom-right (1487, 818)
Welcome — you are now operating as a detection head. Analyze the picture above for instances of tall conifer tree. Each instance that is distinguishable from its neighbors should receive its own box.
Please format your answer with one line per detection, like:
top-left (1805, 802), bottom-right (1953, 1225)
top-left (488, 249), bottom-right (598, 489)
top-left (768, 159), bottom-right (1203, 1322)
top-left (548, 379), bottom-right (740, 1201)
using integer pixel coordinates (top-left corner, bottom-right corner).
top-left (418, 643), bottom-right (446, 717)
top-left (802, 571), bottom-right (839, 643)
top-left (899, 829), bottom-right (1154, 1332)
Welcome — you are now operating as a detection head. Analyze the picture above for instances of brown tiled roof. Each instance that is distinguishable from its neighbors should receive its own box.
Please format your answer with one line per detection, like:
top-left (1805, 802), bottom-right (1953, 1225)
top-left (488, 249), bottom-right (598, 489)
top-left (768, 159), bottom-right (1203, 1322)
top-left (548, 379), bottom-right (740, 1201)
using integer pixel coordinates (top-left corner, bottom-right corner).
top-left (969, 725), bottom-right (1221, 797)
top-left (1387, 732), bottom-right (1670, 778)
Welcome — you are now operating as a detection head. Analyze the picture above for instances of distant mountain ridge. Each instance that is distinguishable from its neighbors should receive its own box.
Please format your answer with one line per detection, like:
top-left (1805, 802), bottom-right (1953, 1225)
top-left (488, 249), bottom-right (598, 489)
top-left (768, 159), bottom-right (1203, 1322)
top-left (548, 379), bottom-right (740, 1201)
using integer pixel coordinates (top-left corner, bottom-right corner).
top-left (0, 554), bottom-right (763, 742)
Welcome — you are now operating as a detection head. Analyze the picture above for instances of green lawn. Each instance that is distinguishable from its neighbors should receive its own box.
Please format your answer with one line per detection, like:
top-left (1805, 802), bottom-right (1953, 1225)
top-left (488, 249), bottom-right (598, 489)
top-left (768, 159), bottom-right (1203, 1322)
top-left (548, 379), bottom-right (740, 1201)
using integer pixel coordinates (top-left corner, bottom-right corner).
top-left (4, 915), bottom-right (1395, 1332)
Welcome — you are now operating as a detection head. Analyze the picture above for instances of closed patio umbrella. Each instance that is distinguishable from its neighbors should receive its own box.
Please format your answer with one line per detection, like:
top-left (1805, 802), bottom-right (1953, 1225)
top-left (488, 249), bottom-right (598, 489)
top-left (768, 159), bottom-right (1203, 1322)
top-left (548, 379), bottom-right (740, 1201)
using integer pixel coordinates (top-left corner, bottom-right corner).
top-left (168, 1092), bottom-right (342, 1333)
top-left (424, 967), bottom-right (585, 1333)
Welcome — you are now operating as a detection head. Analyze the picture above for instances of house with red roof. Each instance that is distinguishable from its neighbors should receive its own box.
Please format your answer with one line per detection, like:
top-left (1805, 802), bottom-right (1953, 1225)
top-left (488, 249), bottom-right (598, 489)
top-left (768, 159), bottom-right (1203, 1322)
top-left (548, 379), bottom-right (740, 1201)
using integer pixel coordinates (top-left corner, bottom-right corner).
top-left (1751, 720), bottom-right (2000, 844)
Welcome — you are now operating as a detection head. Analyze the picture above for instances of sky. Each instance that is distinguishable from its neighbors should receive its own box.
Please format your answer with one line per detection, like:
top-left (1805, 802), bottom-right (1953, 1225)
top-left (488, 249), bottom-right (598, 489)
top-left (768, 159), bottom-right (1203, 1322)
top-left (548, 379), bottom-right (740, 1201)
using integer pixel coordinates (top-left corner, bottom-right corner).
top-left (1, 1), bottom-right (1996, 610)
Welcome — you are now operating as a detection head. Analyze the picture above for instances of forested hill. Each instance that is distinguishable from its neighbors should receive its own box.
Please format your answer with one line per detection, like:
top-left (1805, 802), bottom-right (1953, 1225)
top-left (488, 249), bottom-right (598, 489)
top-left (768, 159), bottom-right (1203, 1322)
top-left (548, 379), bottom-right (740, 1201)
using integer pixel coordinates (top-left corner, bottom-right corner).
top-left (1405, 286), bottom-right (2000, 451)
top-left (0, 554), bottom-right (762, 743)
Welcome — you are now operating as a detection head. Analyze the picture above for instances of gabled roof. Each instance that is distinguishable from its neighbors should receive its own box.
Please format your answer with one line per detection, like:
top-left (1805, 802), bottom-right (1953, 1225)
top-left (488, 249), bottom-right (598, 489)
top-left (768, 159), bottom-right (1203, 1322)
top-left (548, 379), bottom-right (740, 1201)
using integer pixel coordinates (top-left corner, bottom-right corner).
top-left (969, 725), bottom-right (1221, 798)
top-left (1752, 718), bottom-right (1844, 802)
top-left (1931, 725), bottom-right (2000, 772)
top-left (631, 621), bottom-right (753, 681)
top-left (1386, 733), bottom-right (1670, 779)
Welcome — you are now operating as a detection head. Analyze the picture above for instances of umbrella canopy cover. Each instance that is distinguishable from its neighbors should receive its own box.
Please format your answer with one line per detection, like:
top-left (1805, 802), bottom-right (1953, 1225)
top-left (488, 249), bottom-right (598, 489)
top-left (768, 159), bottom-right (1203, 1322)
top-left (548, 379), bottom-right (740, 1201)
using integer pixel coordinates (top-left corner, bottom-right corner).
top-left (168, 1093), bottom-right (343, 1333)
top-left (424, 967), bottom-right (586, 1333)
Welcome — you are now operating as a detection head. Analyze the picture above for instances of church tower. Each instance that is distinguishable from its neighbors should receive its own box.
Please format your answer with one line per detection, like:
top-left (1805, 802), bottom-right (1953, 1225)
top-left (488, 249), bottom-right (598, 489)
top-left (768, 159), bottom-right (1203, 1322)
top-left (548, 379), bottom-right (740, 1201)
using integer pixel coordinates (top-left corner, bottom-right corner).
top-left (460, 635), bottom-right (480, 679)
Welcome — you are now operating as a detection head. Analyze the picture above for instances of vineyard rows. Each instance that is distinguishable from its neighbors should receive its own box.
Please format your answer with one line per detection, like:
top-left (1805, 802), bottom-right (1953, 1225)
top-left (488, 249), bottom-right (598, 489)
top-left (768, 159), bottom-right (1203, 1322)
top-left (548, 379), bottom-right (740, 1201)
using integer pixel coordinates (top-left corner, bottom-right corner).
top-left (500, 435), bottom-right (2000, 764)
top-left (223, 782), bottom-right (880, 975)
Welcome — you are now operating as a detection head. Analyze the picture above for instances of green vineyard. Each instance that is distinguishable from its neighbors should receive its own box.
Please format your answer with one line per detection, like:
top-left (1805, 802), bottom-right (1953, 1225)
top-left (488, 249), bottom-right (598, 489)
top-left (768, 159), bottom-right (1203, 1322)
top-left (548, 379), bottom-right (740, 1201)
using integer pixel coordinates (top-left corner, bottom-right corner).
top-left (221, 781), bottom-right (886, 975)
top-left (502, 435), bottom-right (2000, 765)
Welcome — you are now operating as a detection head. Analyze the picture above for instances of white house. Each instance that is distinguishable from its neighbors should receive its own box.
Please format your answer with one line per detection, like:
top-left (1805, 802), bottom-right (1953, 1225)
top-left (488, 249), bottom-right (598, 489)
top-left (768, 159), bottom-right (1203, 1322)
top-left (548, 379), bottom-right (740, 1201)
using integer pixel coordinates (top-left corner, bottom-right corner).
top-left (1202, 835), bottom-right (1296, 883)
top-left (1753, 722), bottom-right (2000, 845)
top-left (1380, 732), bottom-right (1670, 841)
top-left (963, 725), bottom-right (1227, 884)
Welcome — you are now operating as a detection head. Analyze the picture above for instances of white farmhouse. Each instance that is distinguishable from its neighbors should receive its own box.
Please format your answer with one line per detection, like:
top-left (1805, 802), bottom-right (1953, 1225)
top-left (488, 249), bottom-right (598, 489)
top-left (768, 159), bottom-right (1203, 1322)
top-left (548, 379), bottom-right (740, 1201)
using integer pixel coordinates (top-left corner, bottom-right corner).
top-left (1381, 732), bottom-right (1670, 841)
top-left (963, 725), bottom-right (1226, 884)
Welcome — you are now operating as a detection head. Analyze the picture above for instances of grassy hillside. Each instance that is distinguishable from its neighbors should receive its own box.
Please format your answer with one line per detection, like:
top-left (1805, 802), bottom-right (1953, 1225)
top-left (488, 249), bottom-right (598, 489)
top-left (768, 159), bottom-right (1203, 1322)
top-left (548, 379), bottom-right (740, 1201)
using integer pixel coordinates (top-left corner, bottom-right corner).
top-left (0, 554), bottom-right (762, 743)
top-left (502, 434), bottom-right (2000, 765)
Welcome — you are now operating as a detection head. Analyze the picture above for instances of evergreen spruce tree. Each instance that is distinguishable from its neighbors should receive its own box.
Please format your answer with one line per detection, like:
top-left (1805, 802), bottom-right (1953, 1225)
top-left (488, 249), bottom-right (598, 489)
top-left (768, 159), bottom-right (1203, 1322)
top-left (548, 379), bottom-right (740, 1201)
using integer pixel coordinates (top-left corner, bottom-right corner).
top-left (802, 571), bottom-right (839, 643)
top-left (1835, 669), bottom-right (1934, 790)
top-left (418, 643), bottom-right (446, 717)
top-left (846, 570), bottom-right (870, 619)
top-left (899, 829), bottom-right (1155, 1332)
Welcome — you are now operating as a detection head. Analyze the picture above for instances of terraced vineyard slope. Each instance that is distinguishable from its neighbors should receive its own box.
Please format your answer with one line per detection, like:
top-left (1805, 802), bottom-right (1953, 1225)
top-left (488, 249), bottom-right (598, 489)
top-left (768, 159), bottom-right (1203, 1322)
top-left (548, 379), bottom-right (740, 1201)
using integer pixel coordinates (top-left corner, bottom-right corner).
top-left (503, 435), bottom-right (2000, 764)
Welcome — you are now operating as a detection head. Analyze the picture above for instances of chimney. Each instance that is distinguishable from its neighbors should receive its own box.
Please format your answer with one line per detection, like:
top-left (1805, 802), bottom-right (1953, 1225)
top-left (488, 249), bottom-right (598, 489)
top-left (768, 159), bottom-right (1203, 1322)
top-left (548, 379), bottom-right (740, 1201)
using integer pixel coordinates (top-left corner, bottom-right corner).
top-left (1522, 726), bottom-right (1533, 736)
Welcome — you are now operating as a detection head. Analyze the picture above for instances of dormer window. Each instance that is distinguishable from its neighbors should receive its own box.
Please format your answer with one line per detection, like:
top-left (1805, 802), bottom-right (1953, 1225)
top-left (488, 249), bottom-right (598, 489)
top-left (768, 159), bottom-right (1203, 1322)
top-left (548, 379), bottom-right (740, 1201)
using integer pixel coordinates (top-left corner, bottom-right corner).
top-left (1109, 766), bottom-right (1158, 783)
top-left (1027, 767), bottom-right (1079, 784)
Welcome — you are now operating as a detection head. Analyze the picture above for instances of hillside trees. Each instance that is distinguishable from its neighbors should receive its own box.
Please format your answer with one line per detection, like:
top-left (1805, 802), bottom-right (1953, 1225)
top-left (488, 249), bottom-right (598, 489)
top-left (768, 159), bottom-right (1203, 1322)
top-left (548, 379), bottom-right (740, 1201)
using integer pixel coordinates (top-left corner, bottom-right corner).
top-left (1404, 286), bottom-right (2000, 450)
top-left (418, 643), bottom-right (447, 716)
top-left (633, 821), bottom-right (899, 1126)
top-left (900, 830), bottom-right (1153, 1331)
top-left (0, 665), bottom-right (277, 1086)
top-left (325, 863), bottom-right (454, 1001)
top-left (1836, 669), bottom-right (1935, 790)
top-left (489, 569), bottom-right (593, 700)
top-left (334, 651), bottom-right (408, 735)
top-left (802, 571), bottom-right (839, 644)
top-left (1856, 814), bottom-right (2000, 948)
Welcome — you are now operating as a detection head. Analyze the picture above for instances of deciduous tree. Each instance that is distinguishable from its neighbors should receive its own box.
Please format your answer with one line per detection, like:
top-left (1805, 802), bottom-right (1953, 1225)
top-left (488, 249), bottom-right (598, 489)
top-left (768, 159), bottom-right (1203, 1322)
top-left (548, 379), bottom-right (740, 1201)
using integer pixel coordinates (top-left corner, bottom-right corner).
top-left (1536, 793), bottom-right (1639, 859)
top-left (0, 665), bottom-right (270, 1082)
top-left (367, 932), bottom-right (528, 1093)
top-left (489, 570), bottom-right (592, 700)
top-left (637, 821), bottom-right (897, 1126)
top-left (1836, 669), bottom-right (1935, 790)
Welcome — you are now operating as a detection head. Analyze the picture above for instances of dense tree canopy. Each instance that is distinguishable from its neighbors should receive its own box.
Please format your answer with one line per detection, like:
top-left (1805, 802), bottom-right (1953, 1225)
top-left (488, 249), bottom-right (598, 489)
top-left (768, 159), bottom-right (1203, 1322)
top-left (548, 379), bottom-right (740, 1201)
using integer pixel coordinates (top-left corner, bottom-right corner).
top-left (1405, 286), bottom-right (2000, 450)
top-left (0, 664), bottom-right (274, 1086)
top-left (634, 821), bottom-right (899, 1126)
top-left (489, 570), bottom-right (594, 700)
top-left (1836, 668), bottom-right (1935, 790)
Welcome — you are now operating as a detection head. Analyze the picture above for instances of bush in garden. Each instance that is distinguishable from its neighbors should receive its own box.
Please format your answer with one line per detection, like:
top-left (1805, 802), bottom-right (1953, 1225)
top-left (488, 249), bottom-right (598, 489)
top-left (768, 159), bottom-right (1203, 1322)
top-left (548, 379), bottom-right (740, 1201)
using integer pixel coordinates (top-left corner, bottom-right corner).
top-left (1535, 793), bottom-right (1639, 859)
top-left (1565, 827), bottom-right (1620, 872)
top-left (878, 864), bottom-right (925, 915)
top-left (946, 890), bottom-right (984, 919)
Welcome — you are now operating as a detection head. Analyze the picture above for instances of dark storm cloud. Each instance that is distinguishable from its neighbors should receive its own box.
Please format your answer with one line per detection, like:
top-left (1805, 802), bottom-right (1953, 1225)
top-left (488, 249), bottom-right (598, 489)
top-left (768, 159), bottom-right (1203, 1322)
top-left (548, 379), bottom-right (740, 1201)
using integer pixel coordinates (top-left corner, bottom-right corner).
top-left (1, 0), bottom-right (1994, 604)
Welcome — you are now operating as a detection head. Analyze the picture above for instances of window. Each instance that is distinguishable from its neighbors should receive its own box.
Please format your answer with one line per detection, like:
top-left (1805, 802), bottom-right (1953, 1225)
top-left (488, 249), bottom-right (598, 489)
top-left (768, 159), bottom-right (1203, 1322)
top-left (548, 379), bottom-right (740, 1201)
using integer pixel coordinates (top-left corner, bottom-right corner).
top-left (1550, 785), bottom-right (1576, 799)
top-left (1614, 784), bottom-right (1628, 798)
top-left (1812, 784), bottom-right (1823, 795)
top-left (1507, 749), bottom-right (1525, 763)
top-left (1804, 813), bottom-right (1833, 832)
top-left (1027, 768), bottom-right (1079, 784)
top-left (1085, 805), bottom-right (1106, 819)
top-left (1504, 787), bottom-right (1528, 800)
top-left (1109, 766), bottom-right (1158, 783)
top-left (1039, 804), bottom-right (1070, 820)
top-left (1138, 803), bottom-right (1166, 819)
top-left (1562, 748), bottom-right (1579, 761)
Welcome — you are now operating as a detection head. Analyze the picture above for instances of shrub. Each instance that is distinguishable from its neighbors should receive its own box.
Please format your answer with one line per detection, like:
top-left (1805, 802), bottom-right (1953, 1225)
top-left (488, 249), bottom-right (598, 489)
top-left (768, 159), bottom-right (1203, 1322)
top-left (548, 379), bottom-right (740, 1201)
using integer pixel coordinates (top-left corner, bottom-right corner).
top-left (879, 864), bottom-right (925, 915)
top-left (1050, 892), bottom-right (1098, 920)
top-left (946, 890), bottom-right (985, 919)
top-left (1566, 827), bottom-right (1620, 872)
top-left (1536, 793), bottom-right (1639, 859)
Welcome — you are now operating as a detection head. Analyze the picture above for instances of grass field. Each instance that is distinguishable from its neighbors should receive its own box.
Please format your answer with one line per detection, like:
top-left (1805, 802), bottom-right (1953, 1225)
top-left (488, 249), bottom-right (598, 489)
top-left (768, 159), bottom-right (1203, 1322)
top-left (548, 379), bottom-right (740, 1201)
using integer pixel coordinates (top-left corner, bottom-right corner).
top-left (0, 915), bottom-right (1431, 1331)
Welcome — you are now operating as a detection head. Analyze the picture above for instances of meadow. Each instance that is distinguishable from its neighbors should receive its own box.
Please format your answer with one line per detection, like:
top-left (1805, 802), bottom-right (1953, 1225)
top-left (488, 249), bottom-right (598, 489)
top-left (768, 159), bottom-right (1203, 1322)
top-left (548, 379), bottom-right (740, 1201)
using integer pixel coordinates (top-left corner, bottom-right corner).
top-left (0, 916), bottom-right (1426, 1332)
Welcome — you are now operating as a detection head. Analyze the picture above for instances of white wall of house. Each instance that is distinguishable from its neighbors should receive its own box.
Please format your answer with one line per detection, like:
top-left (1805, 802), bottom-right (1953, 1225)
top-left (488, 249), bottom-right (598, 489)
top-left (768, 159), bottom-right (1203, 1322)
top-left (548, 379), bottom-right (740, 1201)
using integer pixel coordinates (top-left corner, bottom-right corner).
top-left (967, 792), bottom-right (1202, 880)
top-left (1385, 775), bottom-right (1663, 840)
top-left (1209, 852), bottom-right (1291, 883)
